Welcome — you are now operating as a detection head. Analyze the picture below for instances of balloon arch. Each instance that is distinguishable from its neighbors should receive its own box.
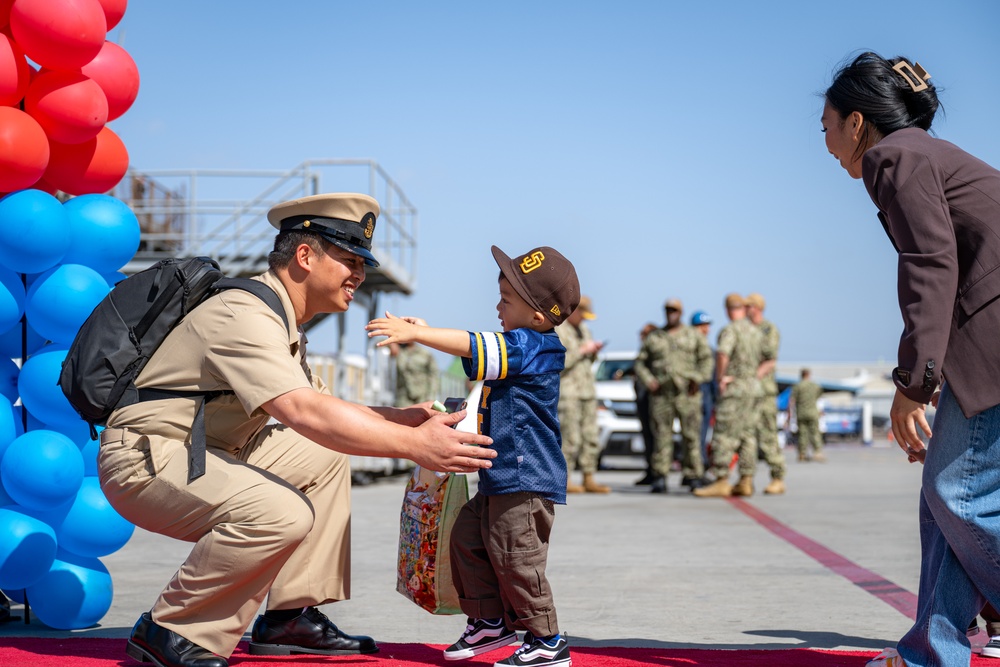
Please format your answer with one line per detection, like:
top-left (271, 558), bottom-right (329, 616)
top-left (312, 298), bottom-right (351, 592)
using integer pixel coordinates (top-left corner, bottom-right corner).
top-left (0, 0), bottom-right (141, 630)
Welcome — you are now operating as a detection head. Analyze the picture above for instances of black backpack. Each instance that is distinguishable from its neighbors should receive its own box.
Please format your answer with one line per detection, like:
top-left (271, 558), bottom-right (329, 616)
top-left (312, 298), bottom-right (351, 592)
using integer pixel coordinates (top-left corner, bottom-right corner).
top-left (58, 256), bottom-right (288, 482)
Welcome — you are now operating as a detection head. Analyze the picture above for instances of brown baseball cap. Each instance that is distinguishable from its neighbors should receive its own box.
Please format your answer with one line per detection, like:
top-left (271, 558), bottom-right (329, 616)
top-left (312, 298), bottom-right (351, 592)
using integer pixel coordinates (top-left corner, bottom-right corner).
top-left (492, 245), bottom-right (580, 326)
top-left (267, 193), bottom-right (380, 267)
top-left (724, 293), bottom-right (745, 309)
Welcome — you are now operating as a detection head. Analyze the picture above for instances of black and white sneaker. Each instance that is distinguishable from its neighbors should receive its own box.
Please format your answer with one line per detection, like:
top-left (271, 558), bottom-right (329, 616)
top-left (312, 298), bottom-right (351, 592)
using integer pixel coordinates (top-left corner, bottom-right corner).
top-left (494, 632), bottom-right (571, 667)
top-left (983, 636), bottom-right (1000, 659)
top-left (443, 618), bottom-right (518, 661)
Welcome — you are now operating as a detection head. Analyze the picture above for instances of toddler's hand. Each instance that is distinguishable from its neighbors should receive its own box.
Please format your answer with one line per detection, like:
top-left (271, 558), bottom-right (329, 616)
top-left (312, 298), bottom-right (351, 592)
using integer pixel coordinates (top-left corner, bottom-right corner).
top-left (366, 311), bottom-right (418, 346)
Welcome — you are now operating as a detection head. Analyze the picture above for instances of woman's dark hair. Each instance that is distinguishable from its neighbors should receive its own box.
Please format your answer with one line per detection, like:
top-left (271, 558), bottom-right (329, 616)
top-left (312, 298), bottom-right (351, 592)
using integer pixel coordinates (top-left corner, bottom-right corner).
top-left (268, 230), bottom-right (328, 270)
top-left (826, 51), bottom-right (941, 157)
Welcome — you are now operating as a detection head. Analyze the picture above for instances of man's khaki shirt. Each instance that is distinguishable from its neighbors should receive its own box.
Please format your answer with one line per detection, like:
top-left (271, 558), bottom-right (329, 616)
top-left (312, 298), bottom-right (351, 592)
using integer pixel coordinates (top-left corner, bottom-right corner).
top-left (107, 270), bottom-right (320, 455)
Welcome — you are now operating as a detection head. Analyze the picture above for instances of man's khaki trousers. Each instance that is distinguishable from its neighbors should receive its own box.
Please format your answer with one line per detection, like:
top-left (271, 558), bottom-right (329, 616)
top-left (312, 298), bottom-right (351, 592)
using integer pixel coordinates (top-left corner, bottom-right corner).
top-left (99, 424), bottom-right (351, 657)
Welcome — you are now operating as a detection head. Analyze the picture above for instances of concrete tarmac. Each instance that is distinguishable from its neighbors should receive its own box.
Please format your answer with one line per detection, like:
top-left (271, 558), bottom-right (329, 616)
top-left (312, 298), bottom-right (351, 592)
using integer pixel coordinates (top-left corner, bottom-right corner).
top-left (0, 439), bottom-right (953, 653)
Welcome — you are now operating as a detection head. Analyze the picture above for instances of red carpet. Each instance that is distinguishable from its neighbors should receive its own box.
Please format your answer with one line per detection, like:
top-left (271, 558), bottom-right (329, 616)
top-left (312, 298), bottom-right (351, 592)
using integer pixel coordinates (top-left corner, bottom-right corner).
top-left (1, 638), bottom-right (996, 667)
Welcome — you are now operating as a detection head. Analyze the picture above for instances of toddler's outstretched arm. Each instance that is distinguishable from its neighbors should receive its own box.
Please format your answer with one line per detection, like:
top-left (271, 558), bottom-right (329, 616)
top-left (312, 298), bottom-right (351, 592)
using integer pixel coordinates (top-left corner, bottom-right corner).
top-left (367, 311), bottom-right (472, 358)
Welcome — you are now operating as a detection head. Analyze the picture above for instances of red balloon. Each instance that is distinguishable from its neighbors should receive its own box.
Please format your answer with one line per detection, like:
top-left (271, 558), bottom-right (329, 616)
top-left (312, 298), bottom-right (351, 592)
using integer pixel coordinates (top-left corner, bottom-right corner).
top-left (0, 0), bottom-right (13, 30)
top-left (96, 0), bottom-right (126, 31)
top-left (81, 41), bottom-right (138, 120)
top-left (0, 31), bottom-right (29, 106)
top-left (0, 106), bottom-right (49, 191)
top-left (9, 0), bottom-right (106, 71)
top-left (29, 176), bottom-right (59, 195)
top-left (44, 126), bottom-right (128, 195)
top-left (25, 69), bottom-right (108, 144)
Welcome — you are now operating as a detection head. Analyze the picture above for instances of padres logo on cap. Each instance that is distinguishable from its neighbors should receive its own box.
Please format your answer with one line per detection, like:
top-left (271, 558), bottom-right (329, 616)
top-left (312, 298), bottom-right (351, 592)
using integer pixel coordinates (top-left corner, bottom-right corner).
top-left (520, 251), bottom-right (545, 274)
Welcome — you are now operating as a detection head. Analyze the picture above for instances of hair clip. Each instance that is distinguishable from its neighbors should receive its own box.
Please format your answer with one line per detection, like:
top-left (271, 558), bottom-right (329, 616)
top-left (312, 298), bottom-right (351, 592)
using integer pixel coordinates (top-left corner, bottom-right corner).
top-left (893, 60), bottom-right (931, 92)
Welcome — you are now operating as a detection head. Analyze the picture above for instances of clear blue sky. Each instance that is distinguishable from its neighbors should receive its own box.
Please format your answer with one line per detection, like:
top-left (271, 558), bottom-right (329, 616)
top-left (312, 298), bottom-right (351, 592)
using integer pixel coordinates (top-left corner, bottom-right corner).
top-left (108, 1), bottom-right (1000, 363)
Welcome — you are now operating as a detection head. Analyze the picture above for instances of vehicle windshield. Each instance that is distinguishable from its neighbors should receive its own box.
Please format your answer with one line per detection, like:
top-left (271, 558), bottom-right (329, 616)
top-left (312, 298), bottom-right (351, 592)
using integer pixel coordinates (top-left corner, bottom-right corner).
top-left (595, 359), bottom-right (635, 382)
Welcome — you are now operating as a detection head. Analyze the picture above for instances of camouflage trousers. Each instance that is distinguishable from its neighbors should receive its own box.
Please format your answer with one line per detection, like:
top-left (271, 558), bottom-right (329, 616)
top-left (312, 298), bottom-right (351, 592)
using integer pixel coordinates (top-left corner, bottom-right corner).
top-left (796, 416), bottom-right (823, 457)
top-left (745, 396), bottom-right (787, 479)
top-left (707, 392), bottom-right (756, 480)
top-left (649, 390), bottom-right (704, 479)
top-left (558, 397), bottom-right (600, 474)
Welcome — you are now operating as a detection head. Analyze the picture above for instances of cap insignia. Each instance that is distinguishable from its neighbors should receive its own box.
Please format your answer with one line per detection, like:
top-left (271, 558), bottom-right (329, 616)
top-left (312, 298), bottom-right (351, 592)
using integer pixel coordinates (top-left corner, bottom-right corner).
top-left (520, 251), bottom-right (545, 274)
top-left (362, 212), bottom-right (375, 239)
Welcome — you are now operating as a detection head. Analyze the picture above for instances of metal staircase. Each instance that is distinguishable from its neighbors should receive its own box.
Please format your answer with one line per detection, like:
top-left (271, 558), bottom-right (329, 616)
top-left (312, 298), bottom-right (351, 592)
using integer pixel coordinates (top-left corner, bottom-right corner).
top-left (112, 159), bottom-right (418, 411)
top-left (111, 159), bottom-right (418, 337)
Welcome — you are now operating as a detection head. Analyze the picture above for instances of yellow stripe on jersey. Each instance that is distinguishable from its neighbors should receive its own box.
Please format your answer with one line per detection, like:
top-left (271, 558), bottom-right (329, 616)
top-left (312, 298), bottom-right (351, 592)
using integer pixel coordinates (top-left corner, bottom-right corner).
top-left (495, 332), bottom-right (508, 379)
top-left (474, 332), bottom-right (485, 381)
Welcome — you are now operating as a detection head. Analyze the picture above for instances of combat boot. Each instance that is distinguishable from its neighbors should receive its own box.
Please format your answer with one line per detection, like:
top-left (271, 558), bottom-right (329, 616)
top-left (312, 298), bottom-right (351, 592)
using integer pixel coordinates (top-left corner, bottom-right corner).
top-left (764, 478), bottom-right (786, 495)
top-left (567, 477), bottom-right (585, 494)
top-left (692, 478), bottom-right (732, 497)
top-left (731, 475), bottom-right (754, 497)
top-left (812, 452), bottom-right (827, 463)
top-left (583, 473), bottom-right (611, 494)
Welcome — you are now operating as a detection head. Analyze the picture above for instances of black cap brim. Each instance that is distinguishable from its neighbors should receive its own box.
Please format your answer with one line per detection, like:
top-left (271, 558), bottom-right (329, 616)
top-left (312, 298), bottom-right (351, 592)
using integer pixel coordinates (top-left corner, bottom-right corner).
top-left (321, 233), bottom-right (380, 268)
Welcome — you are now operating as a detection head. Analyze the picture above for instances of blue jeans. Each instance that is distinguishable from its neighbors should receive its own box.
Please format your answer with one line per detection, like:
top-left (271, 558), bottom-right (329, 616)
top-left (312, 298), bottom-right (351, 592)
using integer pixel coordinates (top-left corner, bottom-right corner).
top-left (897, 384), bottom-right (1000, 666)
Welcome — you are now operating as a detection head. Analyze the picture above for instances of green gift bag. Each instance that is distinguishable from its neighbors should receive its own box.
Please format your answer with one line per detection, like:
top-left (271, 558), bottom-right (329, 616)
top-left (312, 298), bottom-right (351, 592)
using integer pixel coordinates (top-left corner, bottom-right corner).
top-left (396, 466), bottom-right (469, 614)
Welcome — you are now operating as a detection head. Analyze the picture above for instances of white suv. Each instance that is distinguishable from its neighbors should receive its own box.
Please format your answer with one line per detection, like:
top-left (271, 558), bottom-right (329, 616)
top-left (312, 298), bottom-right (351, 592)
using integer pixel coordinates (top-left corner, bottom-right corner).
top-left (593, 352), bottom-right (645, 467)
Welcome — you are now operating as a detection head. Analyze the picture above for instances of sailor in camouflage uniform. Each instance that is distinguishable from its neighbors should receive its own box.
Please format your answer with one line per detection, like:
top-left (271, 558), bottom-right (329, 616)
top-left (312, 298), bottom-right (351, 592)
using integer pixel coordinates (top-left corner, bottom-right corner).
top-left (745, 293), bottom-right (787, 495)
top-left (633, 299), bottom-right (714, 494)
top-left (694, 294), bottom-right (763, 498)
top-left (391, 340), bottom-right (439, 407)
top-left (790, 368), bottom-right (825, 462)
top-left (556, 296), bottom-right (609, 493)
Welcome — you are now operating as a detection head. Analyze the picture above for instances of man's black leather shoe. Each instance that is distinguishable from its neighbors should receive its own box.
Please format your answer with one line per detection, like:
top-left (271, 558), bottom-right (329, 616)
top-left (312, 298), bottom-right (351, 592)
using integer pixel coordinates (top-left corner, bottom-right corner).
top-left (650, 476), bottom-right (668, 494)
top-left (126, 613), bottom-right (228, 667)
top-left (249, 606), bottom-right (379, 655)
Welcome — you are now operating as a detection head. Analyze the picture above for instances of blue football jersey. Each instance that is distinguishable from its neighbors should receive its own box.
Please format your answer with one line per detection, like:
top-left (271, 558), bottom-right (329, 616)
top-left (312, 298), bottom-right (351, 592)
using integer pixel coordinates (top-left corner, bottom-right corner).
top-left (462, 328), bottom-right (568, 503)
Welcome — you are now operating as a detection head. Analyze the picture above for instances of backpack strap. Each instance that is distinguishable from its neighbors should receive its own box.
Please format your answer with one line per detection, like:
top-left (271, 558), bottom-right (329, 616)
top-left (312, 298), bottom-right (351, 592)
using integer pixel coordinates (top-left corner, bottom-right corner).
top-left (212, 277), bottom-right (290, 331)
top-left (136, 278), bottom-right (290, 483)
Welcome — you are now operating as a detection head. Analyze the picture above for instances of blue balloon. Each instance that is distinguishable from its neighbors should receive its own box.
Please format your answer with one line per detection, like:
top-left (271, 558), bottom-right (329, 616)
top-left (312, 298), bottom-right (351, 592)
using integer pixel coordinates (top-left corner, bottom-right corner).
top-left (0, 357), bottom-right (17, 404)
top-left (63, 195), bottom-right (141, 274)
top-left (25, 549), bottom-right (112, 630)
top-left (0, 507), bottom-right (58, 589)
top-left (0, 321), bottom-right (47, 360)
top-left (11, 405), bottom-right (46, 439)
top-left (0, 430), bottom-right (83, 511)
top-left (18, 345), bottom-right (79, 427)
top-left (25, 264), bottom-right (109, 346)
top-left (43, 417), bottom-right (93, 447)
top-left (50, 478), bottom-right (133, 558)
top-left (0, 268), bottom-right (25, 334)
top-left (0, 191), bottom-right (70, 274)
top-left (2, 588), bottom-right (24, 604)
top-left (80, 437), bottom-right (99, 476)
top-left (100, 270), bottom-right (128, 286)
top-left (0, 396), bottom-right (16, 458)
top-left (0, 479), bottom-right (13, 507)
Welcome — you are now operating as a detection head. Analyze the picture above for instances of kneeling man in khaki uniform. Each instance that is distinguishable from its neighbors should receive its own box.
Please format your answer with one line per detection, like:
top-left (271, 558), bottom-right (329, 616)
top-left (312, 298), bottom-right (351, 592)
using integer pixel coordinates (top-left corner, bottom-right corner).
top-left (99, 193), bottom-right (495, 667)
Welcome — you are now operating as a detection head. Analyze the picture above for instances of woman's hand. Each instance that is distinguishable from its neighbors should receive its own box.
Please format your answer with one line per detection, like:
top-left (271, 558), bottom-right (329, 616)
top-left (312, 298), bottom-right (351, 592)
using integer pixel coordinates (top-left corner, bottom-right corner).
top-left (889, 389), bottom-right (931, 463)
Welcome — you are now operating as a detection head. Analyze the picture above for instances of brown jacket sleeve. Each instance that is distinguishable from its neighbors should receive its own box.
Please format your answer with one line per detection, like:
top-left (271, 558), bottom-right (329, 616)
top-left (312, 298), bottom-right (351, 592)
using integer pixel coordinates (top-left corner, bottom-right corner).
top-left (863, 138), bottom-right (957, 405)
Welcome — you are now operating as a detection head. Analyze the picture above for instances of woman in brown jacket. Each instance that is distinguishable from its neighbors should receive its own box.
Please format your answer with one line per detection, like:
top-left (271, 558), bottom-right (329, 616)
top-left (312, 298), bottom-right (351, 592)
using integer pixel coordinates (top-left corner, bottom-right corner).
top-left (822, 52), bottom-right (1000, 667)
